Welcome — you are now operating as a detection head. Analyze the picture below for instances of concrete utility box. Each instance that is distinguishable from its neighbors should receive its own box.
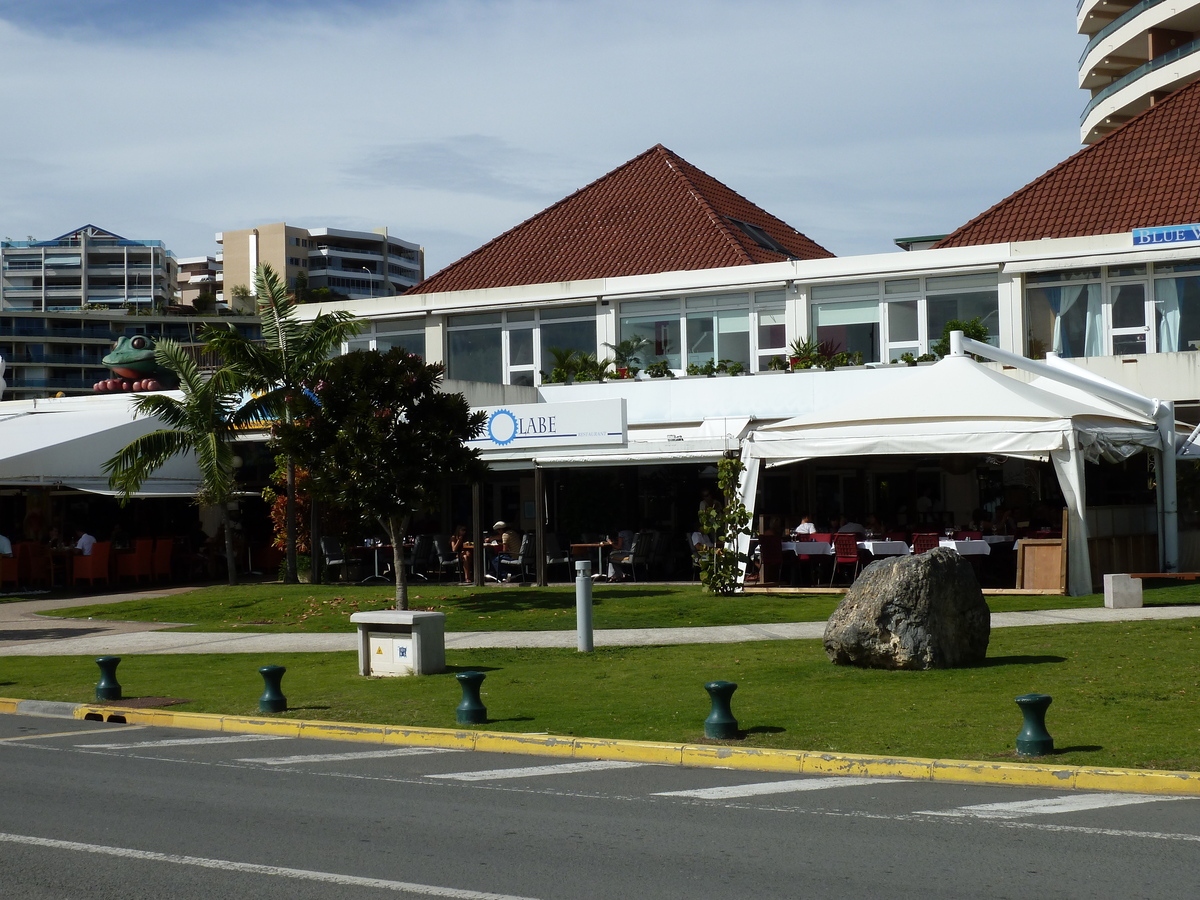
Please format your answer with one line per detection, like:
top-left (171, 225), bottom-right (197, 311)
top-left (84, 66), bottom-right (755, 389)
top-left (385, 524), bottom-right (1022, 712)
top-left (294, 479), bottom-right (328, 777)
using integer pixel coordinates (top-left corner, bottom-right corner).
top-left (350, 610), bottom-right (446, 676)
top-left (1103, 573), bottom-right (1143, 609)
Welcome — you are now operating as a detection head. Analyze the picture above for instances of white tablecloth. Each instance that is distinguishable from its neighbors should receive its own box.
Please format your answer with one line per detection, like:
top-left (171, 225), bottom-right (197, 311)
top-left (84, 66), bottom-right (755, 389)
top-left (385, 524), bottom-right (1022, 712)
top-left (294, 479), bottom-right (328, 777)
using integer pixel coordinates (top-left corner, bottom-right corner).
top-left (939, 538), bottom-right (991, 556)
top-left (983, 535), bottom-right (1015, 545)
top-left (783, 541), bottom-right (833, 556)
top-left (858, 540), bottom-right (911, 556)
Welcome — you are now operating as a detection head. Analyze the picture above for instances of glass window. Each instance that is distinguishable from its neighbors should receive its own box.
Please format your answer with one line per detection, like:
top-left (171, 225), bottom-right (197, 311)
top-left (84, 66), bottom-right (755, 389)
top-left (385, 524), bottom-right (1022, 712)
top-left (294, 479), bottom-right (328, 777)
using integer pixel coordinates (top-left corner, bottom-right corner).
top-left (927, 291), bottom-right (999, 347)
top-left (884, 279), bottom-right (919, 295)
top-left (1156, 275), bottom-right (1200, 352)
top-left (811, 282), bottom-right (879, 301)
top-left (621, 309), bottom-right (681, 369)
top-left (813, 299), bottom-right (880, 362)
top-left (757, 307), bottom-right (786, 370)
top-left (376, 332), bottom-right (425, 356)
top-left (887, 299), bottom-right (919, 347)
top-left (509, 327), bottom-right (534, 367)
top-left (540, 319), bottom-right (595, 360)
top-left (447, 325), bottom-right (502, 383)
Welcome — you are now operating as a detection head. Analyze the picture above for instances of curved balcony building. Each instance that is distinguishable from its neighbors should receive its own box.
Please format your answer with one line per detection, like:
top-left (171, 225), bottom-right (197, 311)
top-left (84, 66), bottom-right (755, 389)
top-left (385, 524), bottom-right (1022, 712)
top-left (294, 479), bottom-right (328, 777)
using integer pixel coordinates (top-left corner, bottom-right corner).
top-left (1079, 0), bottom-right (1200, 143)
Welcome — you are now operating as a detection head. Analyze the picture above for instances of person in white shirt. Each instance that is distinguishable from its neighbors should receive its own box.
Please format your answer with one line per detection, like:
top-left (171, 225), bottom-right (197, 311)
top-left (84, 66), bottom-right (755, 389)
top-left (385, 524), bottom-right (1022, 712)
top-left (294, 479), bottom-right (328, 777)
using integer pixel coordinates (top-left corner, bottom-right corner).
top-left (74, 529), bottom-right (97, 556)
top-left (794, 515), bottom-right (816, 537)
top-left (0, 533), bottom-right (12, 557)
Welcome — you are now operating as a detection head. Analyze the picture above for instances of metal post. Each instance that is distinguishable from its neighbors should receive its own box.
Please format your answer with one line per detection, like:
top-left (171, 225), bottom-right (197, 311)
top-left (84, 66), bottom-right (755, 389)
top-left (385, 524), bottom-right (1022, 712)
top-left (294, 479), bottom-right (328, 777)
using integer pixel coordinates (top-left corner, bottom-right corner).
top-left (704, 681), bottom-right (739, 739)
top-left (258, 665), bottom-right (287, 713)
top-left (456, 671), bottom-right (487, 725)
top-left (95, 656), bottom-right (122, 702)
top-left (534, 465), bottom-right (547, 587)
top-left (472, 481), bottom-right (484, 587)
top-left (575, 560), bottom-right (593, 652)
top-left (1015, 693), bottom-right (1054, 756)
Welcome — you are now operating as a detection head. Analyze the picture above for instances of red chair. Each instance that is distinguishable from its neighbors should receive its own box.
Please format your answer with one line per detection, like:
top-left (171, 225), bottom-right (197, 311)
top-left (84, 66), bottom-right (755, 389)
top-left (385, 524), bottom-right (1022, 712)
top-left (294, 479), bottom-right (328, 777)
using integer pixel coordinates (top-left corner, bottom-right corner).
top-left (912, 533), bottom-right (940, 554)
top-left (0, 553), bottom-right (16, 590)
top-left (16, 542), bottom-right (51, 589)
top-left (117, 538), bottom-right (154, 584)
top-left (73, 541), bottom-right (112, 588)
top-left (152, 538), bottom-right (175, 582)
top-left (757, 534), bottom-right (783, 585)
top-left (829, 532), bottom-right (862, 587)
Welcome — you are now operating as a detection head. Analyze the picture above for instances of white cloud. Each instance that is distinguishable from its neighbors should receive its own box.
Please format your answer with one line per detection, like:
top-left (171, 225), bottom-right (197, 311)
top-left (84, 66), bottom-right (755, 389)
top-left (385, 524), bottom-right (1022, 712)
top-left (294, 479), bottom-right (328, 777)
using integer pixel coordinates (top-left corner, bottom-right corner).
top-left (0, 1), bottom-right (1086, 271)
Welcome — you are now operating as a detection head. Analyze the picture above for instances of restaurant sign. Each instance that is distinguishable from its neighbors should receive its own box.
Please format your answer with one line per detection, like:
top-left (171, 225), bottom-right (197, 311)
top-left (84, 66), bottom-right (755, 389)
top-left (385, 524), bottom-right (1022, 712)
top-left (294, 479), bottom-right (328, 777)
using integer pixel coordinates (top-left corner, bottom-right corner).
top-left (1133, 223), bottom-right (1200, 247)
top-left (469, 399), bottom-right (626, 452)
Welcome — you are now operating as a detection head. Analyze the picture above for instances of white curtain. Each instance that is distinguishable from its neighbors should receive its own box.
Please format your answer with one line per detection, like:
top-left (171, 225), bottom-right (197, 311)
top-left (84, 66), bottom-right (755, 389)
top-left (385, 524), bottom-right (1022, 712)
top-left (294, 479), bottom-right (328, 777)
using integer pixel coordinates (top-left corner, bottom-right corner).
top-left (1156, 277), bottom-right (1181, 353)
top-left (1050, 432), bottom-right (1092, 596)
top-left (735, 450), bottom-right (761, 588)
top-left (1083, 284), bottom-right (1104, 357)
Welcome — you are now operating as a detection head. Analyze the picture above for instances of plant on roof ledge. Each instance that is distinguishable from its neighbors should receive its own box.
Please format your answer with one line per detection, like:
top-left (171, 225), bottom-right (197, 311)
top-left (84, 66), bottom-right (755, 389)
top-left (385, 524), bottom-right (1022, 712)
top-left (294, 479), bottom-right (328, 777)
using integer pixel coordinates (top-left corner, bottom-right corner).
top-left (644, 360), bottom-right (675, 379)
top-left (604, 336), bottom-right (652, 378)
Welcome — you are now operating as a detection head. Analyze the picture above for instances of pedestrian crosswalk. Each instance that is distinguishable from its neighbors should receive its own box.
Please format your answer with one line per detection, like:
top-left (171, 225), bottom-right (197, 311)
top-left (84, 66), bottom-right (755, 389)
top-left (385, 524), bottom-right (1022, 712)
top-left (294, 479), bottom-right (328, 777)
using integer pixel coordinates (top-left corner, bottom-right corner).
top-left (12, 727), bottom-right (1197, 828)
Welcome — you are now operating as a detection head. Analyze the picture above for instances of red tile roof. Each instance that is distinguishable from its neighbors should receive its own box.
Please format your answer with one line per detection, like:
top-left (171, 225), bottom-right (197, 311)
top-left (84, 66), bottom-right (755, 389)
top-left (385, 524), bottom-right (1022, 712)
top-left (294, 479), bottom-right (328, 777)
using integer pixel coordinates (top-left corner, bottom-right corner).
top-left (413, 144), bottom-right (833, 293)
top-left (936, 79), bottom-right (1200, 248)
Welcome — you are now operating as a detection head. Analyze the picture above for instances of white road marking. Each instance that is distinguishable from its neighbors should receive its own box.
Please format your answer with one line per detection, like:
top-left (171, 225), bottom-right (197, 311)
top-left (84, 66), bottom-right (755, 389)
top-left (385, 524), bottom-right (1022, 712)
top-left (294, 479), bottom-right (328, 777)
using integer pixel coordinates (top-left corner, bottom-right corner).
top-left (654, 776), bottom-right (903, 798)
top-left (0, 727), bottom-right (147, 743)
top-left (78, 734), bottom-right (289, 750)
top-left (918, 792), bottom-right (1185, 819)
top-left (243, 747), bottom-right (459, 765)
top-left (429, 760), bottom-right (647, 781)
top-left (0, 831), bottom-right (541, 899)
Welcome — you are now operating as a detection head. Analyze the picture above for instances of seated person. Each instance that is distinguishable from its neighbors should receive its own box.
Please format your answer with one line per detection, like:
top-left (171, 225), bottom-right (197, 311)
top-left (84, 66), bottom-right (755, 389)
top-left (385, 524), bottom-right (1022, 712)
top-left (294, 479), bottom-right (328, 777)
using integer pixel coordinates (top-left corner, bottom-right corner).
top-left (835, 516), bottom-right (866, 535)
top-left (73, 528), bottom-right (97, 556)
top-left (0, 531), bottom-right (11, 557)
top-left (606, 528), bottom-right (637, 582)
top-left (487, 521), bottom-right (520, 580)
top-left (793, 515), bottom-right (815, 537)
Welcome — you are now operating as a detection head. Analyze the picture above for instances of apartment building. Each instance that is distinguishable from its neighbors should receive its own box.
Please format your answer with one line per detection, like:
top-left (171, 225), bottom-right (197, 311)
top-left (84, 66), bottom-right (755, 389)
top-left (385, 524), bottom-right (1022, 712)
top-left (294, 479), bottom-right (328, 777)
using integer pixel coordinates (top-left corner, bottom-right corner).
top-left (216, 223), bottom-right (423, 313)
top-left (0, 224), bottom-right (176, 313)
top-left (1079, 0), bottom-right (1200, 143)
top-left (176, 255), bottom-right (222, 310)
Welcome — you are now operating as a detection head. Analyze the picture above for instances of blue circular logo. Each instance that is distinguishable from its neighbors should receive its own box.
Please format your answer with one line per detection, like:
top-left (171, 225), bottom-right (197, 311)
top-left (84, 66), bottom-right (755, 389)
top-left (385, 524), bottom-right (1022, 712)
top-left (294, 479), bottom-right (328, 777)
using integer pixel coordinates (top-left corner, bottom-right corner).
top-left (487, 409), bottom-right (518, 446)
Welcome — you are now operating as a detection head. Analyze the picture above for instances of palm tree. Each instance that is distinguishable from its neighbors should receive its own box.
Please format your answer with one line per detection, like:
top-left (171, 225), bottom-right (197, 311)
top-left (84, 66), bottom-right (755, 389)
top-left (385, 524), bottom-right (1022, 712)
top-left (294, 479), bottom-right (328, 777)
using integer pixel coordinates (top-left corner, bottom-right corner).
top-left (103, 341), bottom-right (247, 586)
top-left (203, 263), bottom-right (362, 583)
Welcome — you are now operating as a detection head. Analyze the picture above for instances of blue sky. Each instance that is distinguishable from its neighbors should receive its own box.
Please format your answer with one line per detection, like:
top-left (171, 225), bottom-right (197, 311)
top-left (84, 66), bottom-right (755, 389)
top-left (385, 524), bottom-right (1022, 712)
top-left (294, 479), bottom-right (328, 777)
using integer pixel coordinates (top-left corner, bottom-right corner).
top-left (0, 1), bottom-right (1086, 273)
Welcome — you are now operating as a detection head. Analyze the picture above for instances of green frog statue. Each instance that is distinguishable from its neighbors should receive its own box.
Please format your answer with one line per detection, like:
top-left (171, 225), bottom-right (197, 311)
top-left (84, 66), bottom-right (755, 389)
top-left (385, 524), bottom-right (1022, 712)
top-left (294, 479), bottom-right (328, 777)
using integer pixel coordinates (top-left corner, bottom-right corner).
top-left (94, 334), bottom-right (178, 393)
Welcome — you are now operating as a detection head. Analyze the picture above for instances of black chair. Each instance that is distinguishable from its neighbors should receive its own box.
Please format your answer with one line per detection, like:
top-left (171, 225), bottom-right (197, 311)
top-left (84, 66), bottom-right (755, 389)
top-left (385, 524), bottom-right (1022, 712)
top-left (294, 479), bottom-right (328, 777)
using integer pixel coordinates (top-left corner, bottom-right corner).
top-left (320, 536), bottom-right (347, 582)
top-left (498, 533), bottom-right (534, 583)
top-left (544, 533), bottom-right (572, 581)
top-left (431, 535), bottom-right (461, 582)
top-left (407, 535), bottom-right (432, 581)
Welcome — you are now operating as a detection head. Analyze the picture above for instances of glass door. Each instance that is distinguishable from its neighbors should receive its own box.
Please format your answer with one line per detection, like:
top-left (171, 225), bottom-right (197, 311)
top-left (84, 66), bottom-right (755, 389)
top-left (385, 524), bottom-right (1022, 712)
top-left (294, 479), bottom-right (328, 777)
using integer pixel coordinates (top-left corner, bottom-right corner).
top-left (1108, 283), bottom-right (1155, 354)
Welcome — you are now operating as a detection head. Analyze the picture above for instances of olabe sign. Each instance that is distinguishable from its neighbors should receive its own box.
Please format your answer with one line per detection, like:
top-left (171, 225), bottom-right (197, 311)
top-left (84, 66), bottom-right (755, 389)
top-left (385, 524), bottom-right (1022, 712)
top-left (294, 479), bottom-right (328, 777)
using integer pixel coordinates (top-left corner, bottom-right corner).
top-left (469, 399), bottom-right (626, 451)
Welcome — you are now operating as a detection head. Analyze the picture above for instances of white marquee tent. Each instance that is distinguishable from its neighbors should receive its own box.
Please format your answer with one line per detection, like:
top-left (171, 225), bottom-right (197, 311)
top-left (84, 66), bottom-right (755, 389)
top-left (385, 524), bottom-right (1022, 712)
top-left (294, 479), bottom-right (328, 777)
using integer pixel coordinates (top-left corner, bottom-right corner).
top-left (0, 393), bottom-right (202, 497)
top-left (739, 353), bottom-right (1166, 596)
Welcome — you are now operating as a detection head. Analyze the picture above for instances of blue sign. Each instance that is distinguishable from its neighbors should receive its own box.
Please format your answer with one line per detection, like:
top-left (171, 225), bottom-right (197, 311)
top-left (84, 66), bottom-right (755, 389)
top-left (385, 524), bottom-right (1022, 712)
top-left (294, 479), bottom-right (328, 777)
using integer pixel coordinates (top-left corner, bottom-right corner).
top-left (1132, 224), bottom-right (1200, 246)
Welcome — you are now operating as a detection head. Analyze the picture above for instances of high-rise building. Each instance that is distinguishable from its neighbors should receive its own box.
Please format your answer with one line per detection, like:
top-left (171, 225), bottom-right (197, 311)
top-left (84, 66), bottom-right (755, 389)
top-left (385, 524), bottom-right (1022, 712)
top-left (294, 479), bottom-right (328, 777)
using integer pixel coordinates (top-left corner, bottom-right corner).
top-left (0, 225), bottom-right (258, 402)
top-left (0, 224), bottom-right (176, 312)
top-left (1079, 0), bottom-right (1200, 143)
top-left (216, 223), bottom-right (423, 313)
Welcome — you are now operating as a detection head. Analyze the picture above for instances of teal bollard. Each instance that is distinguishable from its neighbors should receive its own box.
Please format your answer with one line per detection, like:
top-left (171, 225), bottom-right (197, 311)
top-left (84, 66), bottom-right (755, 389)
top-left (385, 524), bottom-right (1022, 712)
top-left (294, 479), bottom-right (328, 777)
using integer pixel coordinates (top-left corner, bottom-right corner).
top-left (704, 680), bottom-right (739, 740)
top-left (1015, 692), bottom-right (1054, 756)
top-left (258, 665), bottom-right (287, 713)
top-left (456, 671), bottom-right (487, 725)
top-left (95, 656), bottom-right (122, 702)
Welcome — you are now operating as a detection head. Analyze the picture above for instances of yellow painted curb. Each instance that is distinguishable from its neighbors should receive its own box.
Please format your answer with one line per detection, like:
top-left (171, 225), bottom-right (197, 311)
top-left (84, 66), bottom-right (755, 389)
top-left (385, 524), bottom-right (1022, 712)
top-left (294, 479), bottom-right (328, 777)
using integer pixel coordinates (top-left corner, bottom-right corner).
top-left (5, 698), bottom-right (1200, 796)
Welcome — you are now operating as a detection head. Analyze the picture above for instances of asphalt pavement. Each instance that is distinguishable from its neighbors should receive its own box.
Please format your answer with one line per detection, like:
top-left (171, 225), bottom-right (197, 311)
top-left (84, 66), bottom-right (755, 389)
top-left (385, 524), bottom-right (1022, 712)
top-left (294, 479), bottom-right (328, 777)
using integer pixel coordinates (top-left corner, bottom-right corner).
top-left (2, 586), bottom-right (1200, 656)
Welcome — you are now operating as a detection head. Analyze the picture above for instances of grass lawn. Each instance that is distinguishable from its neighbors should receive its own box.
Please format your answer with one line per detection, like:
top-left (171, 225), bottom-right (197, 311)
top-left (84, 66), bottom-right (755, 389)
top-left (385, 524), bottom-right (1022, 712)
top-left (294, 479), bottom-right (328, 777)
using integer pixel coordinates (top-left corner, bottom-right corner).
top-left (3, 618), bottom-right (1199, 771)
top-left (36, 580), bottom-right (1138, 634)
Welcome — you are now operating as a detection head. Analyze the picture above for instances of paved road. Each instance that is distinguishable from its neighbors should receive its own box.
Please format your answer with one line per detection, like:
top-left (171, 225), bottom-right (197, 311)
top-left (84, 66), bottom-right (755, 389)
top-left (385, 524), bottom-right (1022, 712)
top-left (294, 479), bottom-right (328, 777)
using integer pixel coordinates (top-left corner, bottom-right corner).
top-left (1, 713), bottom-right (1197, 899)
top-left (4, 588), bottom-right (1200, 656)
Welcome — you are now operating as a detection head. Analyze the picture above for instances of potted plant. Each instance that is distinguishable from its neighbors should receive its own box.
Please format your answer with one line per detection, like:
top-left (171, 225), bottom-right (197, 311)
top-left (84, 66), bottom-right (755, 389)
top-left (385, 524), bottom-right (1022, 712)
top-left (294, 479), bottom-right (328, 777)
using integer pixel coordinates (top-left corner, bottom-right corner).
top-left (603, 336), bottom-right (652, 379)
top-left (644, 360), bottom-right (675, 379)
top-left (788, 336), bottom-right (822, 370)
top-left (545, 347), bottom-right (580, 384)
top-left (765, 355), bottom-right (788, 372)
top-left (686, 358), bottom-right (717, 377)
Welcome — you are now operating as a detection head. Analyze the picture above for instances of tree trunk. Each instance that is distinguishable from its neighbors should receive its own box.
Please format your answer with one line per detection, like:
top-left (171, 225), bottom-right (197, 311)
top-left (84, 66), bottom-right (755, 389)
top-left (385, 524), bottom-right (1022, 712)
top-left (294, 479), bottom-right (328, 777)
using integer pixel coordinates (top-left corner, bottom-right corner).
top-left (387, 512), bottom-right (411, 610)
top-left (284, 457), bottom-right (298, 583)
top-left (310, 496), bottom-right (322, 585)
top-left (222, 505), bottom-right (238, 586)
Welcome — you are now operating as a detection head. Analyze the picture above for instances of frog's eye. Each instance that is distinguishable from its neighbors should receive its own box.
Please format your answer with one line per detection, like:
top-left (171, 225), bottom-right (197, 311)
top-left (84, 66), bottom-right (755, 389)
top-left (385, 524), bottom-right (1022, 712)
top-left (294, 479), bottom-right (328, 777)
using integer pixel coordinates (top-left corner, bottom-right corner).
top-left (111, 340), bottom-right (119, 351)
top-left (131, 336), bottom-right (148, 350)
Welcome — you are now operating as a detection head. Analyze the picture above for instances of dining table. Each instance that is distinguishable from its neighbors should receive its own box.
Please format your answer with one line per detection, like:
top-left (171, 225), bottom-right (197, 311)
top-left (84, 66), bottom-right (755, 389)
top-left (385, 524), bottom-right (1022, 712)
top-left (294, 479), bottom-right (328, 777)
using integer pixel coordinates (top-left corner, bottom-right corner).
top-left (857, 540), bottom-right (912, 557)
top-left (938, 538), bottom-right (991, 556)
top-left (570, 541), bottom-right (613, 574)
top-left (782, 540), bottom-right (833, 556)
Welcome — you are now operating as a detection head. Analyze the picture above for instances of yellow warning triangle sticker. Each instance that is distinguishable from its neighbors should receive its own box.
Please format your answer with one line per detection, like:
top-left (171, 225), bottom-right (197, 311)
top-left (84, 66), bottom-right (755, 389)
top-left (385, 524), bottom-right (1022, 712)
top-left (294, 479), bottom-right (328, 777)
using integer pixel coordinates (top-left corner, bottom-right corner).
top-left (375, 646), bottom-right (383, 654)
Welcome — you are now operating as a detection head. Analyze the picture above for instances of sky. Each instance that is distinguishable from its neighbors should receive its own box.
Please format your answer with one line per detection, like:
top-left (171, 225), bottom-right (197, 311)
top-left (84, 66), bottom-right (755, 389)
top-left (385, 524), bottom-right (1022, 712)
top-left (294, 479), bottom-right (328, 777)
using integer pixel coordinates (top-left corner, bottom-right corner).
top-left (0, 0), bottom-right (1087, 275)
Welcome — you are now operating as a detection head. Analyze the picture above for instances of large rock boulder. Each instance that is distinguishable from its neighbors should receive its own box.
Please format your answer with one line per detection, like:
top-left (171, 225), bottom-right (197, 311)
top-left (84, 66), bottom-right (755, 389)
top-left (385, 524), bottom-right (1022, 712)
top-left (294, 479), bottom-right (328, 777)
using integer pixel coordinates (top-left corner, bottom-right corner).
top-left (823, 548), bottom-right (990, 670)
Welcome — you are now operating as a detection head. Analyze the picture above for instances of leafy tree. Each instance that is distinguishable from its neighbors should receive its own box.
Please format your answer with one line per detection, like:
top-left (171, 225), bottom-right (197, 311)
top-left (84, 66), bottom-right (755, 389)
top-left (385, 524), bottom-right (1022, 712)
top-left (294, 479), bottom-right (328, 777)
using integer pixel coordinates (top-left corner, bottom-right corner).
top-left (103, 340), bottom-right (248, 585)
top-left (696, 456), bottom-right (752, 595)
top-left (203, 263), bottom-right (362, 583)
top-left (276, 348), bottom-right (486, 609)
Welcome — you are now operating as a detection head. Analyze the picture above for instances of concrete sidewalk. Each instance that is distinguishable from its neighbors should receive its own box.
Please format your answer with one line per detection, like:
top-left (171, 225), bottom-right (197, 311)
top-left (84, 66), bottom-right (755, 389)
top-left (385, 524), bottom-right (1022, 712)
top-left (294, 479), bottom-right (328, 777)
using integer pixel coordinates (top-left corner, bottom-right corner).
top-left (3, 587), bottom-right (1200, 655)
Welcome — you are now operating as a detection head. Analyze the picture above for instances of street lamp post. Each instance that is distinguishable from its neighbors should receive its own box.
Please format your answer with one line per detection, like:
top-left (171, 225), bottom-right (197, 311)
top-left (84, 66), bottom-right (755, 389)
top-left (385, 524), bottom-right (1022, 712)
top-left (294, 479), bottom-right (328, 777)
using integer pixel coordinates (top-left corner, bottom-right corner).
top-left (360, 266), bottom-right (373, 299)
